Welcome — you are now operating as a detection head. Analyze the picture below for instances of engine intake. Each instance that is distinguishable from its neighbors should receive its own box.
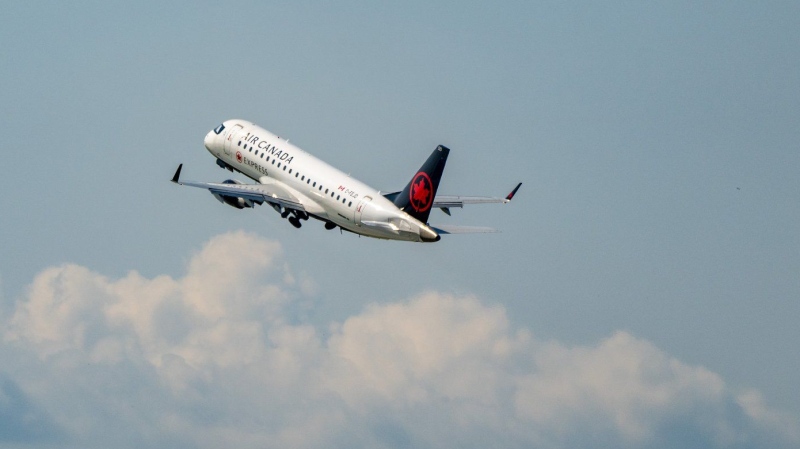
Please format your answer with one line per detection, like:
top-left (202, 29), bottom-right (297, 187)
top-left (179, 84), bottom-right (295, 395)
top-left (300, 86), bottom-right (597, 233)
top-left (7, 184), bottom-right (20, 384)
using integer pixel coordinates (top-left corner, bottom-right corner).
top-left (212, 179), bottom-right (256, 209)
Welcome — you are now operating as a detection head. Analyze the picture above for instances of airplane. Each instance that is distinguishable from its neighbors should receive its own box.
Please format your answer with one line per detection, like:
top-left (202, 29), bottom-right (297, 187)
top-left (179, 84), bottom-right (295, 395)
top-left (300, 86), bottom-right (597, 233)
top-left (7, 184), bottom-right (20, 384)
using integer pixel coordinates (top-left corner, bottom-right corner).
top-left (171, 119), bottom-right (521, 243)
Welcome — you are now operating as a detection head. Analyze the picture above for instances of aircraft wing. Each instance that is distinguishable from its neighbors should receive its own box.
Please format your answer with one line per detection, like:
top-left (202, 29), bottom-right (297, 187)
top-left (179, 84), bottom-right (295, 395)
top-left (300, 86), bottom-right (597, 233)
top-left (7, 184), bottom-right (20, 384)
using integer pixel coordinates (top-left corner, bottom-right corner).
top-left (432, 182), bottom-right (521, 215)
top-left (170, 164), bottom-right (306, 211)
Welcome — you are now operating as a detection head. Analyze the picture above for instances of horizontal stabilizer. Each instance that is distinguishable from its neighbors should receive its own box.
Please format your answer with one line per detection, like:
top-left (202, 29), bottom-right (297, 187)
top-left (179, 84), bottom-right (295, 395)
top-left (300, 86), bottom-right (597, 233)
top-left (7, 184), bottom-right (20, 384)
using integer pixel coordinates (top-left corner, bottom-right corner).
top-left (431, 225), bottom-right (499, 234)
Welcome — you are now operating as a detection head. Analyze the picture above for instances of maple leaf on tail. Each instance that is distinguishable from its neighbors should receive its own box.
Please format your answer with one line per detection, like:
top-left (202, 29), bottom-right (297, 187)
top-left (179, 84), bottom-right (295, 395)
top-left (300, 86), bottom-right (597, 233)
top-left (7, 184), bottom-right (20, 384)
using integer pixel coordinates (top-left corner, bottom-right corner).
top-left (412, 178), bottom-right (430, 206)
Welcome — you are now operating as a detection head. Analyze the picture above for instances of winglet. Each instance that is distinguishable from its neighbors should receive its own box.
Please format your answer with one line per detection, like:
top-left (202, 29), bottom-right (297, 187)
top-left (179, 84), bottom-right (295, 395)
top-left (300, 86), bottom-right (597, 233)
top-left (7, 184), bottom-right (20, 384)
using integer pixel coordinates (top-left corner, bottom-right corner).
top-left (505, 182), bottom-right (522, 202)
top-left (171, 164), bottom-right (183, 184)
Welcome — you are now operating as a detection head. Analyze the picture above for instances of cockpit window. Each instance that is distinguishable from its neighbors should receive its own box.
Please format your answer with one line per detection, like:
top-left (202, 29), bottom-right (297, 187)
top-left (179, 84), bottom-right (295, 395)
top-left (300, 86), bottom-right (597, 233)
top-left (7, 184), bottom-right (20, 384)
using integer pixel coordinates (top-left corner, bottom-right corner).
top-left (213, 124), bottom-right (226, 135)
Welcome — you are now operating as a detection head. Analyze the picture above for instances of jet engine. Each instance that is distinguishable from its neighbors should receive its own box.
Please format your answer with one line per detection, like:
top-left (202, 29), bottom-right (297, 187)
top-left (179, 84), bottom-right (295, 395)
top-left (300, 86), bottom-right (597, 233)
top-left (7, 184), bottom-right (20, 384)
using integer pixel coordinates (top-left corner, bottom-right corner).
top-left (212, 179), bottom-right (258, 209)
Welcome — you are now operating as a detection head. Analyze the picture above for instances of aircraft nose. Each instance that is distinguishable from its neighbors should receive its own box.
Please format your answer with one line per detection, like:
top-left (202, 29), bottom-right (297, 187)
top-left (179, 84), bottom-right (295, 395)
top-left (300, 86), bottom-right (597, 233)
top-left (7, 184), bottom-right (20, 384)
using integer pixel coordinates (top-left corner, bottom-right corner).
top-left (204, 130), bottom-right (216, 151)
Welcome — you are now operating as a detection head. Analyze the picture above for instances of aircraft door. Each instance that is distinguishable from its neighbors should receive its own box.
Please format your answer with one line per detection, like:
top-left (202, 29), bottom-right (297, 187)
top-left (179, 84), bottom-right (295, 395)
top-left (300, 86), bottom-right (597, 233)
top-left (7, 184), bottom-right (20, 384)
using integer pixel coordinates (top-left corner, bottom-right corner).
top-left (223, 124), bottom-right (244, 156)
top-left (354, 196), bottom-right (372, 226)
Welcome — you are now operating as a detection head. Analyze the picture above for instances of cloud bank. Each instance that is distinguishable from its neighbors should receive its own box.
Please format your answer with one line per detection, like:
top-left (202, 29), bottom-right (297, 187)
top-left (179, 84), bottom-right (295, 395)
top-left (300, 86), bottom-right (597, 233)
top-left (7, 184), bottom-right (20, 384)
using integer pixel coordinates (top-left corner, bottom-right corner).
top-left (1, 231), bottom-right (797, 448)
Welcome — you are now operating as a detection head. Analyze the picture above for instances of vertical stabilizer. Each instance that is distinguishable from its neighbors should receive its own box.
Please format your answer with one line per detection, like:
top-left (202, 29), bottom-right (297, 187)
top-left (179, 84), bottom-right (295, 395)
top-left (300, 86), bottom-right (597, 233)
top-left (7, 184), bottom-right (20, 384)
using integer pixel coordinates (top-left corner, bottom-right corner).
top-left (393, 145), bottom-right (450, 223)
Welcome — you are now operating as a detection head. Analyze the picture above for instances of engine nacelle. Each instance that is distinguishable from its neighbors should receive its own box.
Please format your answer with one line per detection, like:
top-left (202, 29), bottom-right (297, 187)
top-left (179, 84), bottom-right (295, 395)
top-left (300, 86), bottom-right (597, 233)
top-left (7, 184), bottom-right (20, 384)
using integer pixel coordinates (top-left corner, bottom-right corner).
top-left (212, 179), bottom-right (255, 209)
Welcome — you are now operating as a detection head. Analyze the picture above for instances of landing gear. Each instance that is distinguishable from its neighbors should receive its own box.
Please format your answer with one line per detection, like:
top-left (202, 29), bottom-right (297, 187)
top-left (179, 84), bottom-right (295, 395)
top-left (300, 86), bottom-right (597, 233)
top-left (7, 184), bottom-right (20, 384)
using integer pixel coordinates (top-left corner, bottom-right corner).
top-left (324, 221), bottom-right (337, 230)
top-left (272, 204), bottom-right (308, 229)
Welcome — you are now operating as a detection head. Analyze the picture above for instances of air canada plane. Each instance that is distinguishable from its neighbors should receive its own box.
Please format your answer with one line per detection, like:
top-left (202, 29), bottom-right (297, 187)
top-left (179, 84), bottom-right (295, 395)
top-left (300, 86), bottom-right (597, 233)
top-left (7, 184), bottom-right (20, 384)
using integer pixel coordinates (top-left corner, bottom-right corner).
top-left (172, 119), bottom-right (521, 243)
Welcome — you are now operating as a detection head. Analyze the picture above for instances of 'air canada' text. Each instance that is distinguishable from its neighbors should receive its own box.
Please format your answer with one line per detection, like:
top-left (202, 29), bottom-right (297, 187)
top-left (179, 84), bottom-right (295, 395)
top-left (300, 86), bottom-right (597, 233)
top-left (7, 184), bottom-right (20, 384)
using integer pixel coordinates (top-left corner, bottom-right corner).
top-left (241, 133), bottom-right (294, 164)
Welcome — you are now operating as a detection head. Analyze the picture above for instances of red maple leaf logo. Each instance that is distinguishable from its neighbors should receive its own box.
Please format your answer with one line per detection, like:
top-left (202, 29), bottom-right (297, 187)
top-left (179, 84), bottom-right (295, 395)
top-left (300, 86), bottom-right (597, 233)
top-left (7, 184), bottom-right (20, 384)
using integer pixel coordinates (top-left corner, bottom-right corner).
top-left (413, 179), bottom-right (429, 203)
top-left (236, 151), bottom-right (243, 163)
top-left (410, 172), bottom-right (433, 212)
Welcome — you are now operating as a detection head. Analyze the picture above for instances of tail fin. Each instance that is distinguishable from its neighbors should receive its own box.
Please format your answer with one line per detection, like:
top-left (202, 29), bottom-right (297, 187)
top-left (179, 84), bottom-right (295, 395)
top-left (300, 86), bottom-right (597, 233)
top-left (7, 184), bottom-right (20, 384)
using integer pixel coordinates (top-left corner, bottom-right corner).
top-left (393, 145), bottom-right (450, 223)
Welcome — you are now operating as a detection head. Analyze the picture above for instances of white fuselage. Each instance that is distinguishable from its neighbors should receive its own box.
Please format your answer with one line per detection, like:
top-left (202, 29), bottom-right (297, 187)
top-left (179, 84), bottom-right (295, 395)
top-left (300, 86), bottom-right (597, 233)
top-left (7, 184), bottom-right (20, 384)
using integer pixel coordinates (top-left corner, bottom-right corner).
top-left (203, 119), bottom-right (439, 242)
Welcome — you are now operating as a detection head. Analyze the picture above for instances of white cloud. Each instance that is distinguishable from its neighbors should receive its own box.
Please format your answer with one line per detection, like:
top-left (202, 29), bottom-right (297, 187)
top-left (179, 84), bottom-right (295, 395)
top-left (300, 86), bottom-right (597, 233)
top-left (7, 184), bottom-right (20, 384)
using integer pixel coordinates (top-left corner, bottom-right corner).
top-left (324, 292), bottom-right (525, 407)
top-left (515, 332), bottom-right (738, 445)
top-left (1, 231), bottom-right (797, 449)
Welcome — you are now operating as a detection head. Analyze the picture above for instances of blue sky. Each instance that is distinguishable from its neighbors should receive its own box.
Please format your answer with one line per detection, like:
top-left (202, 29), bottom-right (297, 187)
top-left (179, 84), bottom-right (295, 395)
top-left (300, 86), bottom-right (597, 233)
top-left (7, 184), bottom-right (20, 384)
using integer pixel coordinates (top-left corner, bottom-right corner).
top-left (1, 2), bottom-right (799, 447)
